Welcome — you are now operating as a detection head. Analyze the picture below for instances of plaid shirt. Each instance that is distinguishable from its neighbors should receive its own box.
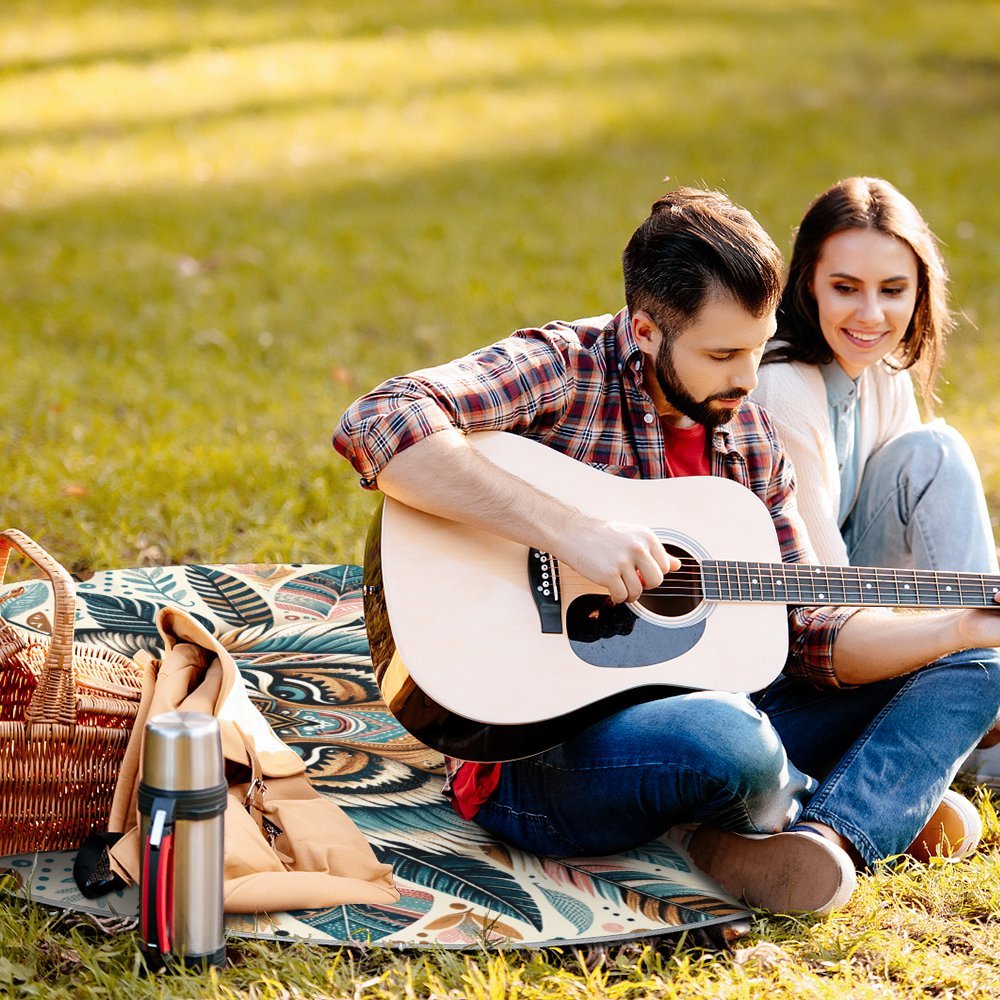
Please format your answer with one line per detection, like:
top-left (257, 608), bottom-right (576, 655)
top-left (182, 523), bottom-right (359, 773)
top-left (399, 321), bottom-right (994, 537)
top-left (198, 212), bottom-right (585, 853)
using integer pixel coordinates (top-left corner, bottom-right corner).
top-left (334, 310), bottom-right (858, 807)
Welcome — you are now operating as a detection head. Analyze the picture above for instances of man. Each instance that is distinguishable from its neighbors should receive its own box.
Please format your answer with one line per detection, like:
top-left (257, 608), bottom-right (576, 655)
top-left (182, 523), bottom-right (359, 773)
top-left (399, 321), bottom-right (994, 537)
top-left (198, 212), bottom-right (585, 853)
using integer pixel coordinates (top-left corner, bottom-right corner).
top-left (333, 188), bottom-right (1000, 915)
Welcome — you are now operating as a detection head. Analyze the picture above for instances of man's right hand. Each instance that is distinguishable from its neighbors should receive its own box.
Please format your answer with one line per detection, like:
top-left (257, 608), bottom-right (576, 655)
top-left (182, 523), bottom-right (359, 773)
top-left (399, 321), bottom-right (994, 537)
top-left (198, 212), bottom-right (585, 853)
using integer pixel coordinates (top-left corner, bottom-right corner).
top-left (555, 515), bottom-right (680, 604)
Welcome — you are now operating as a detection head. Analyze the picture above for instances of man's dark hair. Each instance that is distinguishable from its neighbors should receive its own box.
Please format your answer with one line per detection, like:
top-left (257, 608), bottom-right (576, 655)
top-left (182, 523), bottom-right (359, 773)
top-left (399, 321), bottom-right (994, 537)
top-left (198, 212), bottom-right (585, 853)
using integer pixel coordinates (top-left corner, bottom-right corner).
top-left (622, 187), bottom-right (783, 340)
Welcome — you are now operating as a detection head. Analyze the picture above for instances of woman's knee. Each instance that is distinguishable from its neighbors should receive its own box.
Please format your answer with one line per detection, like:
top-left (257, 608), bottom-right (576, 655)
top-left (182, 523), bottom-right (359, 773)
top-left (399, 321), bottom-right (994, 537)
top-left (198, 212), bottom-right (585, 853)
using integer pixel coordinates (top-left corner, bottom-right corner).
top-left (875, 422), bottom-right (979, 487)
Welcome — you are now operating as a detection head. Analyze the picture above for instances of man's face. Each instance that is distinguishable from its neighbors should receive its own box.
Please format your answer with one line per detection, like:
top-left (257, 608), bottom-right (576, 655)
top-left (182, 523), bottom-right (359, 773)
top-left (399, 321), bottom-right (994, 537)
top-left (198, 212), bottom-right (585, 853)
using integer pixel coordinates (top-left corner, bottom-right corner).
top-left (636, 291), bottom-right (776, 429)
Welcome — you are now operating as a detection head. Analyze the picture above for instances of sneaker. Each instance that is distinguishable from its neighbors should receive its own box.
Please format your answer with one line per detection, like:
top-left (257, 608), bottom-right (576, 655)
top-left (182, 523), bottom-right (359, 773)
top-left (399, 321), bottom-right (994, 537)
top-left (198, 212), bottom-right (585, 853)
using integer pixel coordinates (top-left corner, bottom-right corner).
top-left (906, 789), bottom-right (982, 862)
top-left (686, 827), bottom-right (856, 915)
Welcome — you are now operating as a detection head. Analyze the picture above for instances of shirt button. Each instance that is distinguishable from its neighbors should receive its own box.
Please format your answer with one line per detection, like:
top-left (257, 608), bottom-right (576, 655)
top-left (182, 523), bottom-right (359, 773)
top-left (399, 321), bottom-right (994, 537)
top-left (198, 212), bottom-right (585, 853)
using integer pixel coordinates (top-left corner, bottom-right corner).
top-left (643, 413), bottom-right (655, 424)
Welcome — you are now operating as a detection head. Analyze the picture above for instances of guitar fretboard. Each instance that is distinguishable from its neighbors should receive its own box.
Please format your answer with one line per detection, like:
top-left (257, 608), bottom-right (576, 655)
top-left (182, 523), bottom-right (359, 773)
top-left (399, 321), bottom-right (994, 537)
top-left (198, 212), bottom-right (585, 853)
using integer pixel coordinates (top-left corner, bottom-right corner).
top-left (701, 561), bottom-right (1000, 609)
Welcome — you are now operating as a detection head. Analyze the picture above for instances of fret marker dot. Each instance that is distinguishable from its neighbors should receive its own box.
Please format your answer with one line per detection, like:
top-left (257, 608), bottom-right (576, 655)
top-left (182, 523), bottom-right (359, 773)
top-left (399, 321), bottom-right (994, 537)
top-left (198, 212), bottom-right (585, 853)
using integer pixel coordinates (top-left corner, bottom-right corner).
top-left (904, 584), bottom-right (910, 589)
top-left (865, 583), bottom-right (872, 589)
top-left (776, 581), bottom-right (783, 587)
top-left (819, 593), bottom-right (825, 599)
top-left (751, 578), bottom-right (758, 585)
top-left (946, 586), bottom-right (953, 591)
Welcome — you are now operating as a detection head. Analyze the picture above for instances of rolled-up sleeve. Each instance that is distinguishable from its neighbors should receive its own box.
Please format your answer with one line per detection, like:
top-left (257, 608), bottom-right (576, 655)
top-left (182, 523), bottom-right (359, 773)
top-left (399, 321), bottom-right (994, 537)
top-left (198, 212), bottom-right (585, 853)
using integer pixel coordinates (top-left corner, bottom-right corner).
top-left (785, 605), bottom-right (858, 687)
top-left (333, 390), bottom-right (458, 488)
top-left (333, 332), bottom-right (573, 488)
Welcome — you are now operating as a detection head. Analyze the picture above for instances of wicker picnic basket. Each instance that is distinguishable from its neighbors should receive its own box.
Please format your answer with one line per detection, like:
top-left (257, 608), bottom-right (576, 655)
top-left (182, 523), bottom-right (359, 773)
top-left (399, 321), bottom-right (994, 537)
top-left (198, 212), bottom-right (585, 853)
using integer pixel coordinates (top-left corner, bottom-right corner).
top-left (0, 528), bottom-right (144, 856)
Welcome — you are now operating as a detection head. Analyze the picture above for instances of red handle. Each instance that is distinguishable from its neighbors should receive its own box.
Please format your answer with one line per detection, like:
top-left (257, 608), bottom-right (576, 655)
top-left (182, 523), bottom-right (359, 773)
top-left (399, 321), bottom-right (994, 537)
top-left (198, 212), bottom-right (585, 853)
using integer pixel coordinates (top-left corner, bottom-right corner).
top-left (156, 832), bottom-right (174, 955)
top-left (140, 801), bottom-right (175, 963)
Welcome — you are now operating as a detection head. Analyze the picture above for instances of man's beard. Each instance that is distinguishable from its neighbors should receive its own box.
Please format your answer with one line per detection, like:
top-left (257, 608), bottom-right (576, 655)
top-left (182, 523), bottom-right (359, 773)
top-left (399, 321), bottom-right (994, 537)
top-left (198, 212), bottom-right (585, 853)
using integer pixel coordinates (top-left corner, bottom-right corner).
top-left (654, 339), bottom-right (748, 429)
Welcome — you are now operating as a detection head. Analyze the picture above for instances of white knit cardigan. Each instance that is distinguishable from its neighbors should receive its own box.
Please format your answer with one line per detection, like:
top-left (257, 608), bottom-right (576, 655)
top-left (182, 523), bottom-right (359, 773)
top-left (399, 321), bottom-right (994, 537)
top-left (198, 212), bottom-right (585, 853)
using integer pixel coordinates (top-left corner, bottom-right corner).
top-left (752, 359), bottom-right (921, 566)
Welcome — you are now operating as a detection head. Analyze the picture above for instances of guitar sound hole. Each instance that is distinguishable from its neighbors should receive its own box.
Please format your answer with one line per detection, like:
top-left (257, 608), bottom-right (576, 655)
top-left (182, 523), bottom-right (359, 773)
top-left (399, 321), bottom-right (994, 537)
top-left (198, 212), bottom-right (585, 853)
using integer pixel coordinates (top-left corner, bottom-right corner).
top-left (636, 543), bottom-right (703, 618)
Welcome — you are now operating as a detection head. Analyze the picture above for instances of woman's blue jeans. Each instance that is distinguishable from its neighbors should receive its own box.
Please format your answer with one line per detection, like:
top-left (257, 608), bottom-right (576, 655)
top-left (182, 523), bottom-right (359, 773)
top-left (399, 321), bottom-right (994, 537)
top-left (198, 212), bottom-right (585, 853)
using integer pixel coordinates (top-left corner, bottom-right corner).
top-left (842, 422), bottom-right (1000, 782)
top-left (842, 422), bottom-right (998, 574)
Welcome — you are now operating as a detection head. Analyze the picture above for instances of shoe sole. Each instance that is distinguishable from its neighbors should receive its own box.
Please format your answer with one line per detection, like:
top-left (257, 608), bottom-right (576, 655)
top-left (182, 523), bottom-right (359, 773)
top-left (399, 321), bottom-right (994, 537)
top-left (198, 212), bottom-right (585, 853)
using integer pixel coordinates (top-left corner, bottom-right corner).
top-left (687, 828), bottom-right (857, 915)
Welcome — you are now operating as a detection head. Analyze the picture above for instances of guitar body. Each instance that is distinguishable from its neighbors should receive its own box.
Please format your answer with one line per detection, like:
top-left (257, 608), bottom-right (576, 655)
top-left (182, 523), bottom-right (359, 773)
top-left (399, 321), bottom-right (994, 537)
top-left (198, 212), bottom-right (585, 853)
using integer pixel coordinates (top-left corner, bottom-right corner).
top-left (363, 431), bottom-right (789, 761)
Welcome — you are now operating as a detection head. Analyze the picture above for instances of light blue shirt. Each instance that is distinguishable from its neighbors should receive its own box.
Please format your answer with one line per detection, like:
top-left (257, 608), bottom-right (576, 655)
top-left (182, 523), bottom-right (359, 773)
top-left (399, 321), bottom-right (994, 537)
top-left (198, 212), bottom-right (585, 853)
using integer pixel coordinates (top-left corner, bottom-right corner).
top-left (820, 361), bottom-right (864, 527)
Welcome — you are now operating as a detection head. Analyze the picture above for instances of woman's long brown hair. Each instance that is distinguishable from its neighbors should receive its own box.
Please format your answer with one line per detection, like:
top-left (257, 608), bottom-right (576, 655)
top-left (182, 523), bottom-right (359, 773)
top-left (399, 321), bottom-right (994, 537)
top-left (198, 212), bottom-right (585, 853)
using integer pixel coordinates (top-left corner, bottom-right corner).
top-left (764, 177), bottom-right (953, 411)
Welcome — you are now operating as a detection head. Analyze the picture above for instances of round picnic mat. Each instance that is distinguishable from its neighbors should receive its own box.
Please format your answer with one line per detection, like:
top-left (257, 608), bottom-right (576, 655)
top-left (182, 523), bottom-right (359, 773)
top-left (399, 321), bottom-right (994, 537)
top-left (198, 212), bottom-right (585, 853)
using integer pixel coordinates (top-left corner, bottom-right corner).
top-left (0, 563), bottom-right (747, 949)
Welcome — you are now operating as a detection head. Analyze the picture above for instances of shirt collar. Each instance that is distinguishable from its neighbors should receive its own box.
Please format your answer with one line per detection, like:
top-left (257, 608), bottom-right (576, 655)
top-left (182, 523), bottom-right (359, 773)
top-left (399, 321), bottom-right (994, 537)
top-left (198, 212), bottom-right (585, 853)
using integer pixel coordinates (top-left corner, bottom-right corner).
top-left (820, 359), bottom-right (860, 406)
top-left (618, 307), bottom-right (736, 455)
top-left (616, 308), bottom-right (645, 379)
top-left (711, 423), bottom-right (734, 455)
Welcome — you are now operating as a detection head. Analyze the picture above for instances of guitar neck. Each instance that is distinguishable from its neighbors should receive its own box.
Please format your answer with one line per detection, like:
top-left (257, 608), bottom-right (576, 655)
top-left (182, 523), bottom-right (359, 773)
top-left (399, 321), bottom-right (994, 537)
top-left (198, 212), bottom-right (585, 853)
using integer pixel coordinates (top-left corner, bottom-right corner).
top-left (702, 561), bottom-right (1000, 609)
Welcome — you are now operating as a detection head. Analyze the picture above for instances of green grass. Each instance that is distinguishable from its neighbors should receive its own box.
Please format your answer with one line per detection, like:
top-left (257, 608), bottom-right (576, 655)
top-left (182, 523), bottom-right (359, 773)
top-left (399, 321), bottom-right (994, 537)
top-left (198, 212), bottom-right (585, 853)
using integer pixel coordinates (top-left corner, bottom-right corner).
top-left (3, 0), bottom-right (1000, 995)
top-left (4, 802), bottom-right (1000, 997)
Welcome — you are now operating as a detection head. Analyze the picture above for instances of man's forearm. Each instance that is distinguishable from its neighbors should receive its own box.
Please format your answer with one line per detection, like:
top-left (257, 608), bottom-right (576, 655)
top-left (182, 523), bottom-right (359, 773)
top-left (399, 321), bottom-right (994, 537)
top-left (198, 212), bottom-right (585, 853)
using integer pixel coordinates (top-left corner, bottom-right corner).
top-left (376, 428), bottom-right (579, 553)
top-left (832, 607), bottom-right (990, 684)
top-left (375, 429), bottom-right (676, 604)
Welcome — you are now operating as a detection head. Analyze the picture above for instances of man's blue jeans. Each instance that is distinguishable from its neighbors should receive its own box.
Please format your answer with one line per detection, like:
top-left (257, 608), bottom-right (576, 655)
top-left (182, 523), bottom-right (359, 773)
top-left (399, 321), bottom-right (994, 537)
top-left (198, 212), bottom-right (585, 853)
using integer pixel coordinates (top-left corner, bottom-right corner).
top-left (756, 647), bottom-right (1000, 865)
top-left (475, 649), bottom-right (1000, 868)
top-left (474, 691), bottom-right (814, 858)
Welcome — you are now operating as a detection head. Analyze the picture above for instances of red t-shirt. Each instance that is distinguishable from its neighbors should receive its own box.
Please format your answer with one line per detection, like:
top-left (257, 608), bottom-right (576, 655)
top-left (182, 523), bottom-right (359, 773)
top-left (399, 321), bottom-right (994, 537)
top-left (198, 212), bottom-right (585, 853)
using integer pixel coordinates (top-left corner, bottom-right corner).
top-left (660, 419), bottom-right (710, 477)
top-left (448, 420), bottom-right (710, 820)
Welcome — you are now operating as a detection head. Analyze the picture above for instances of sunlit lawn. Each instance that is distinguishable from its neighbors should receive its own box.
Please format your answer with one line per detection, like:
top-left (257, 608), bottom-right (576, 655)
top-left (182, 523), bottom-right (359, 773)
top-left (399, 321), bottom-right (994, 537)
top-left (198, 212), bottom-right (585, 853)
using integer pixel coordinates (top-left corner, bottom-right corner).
top-left (3, 1), bottom-right (1000, 996)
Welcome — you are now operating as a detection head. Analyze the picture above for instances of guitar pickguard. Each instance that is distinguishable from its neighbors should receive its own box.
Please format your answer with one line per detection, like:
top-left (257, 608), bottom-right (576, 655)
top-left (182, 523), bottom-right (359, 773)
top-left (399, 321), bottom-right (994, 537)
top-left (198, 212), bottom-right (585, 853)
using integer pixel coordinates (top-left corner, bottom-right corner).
top-left (566, 593), bottom-right (706, 667)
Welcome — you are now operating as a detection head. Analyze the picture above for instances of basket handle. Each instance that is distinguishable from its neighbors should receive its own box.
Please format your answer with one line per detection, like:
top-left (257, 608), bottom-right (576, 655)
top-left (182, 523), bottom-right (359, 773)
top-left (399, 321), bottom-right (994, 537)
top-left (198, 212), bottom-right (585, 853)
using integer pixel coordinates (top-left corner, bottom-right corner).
top-left (0, 528), bottom-right (78, 728)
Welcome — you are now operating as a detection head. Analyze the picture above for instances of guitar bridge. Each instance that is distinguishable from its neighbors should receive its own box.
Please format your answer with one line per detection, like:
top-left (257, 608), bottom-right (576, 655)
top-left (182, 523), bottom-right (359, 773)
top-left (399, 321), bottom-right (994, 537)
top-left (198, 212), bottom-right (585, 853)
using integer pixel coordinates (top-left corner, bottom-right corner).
top-left (528, 549), bottom-right (563, 633)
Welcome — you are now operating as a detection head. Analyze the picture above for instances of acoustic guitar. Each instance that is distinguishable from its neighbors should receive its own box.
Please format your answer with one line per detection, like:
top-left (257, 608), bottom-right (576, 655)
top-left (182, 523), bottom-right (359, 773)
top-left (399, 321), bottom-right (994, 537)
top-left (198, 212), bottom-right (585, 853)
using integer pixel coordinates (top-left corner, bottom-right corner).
top-left (362, 431), bottom-right (1000, 762)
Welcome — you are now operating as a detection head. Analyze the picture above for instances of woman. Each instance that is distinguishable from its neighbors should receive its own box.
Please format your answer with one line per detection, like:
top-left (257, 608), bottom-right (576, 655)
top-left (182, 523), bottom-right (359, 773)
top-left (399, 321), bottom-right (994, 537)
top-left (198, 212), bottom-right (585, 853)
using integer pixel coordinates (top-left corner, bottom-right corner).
top-left (753, 176), bottom-right (1000, 852)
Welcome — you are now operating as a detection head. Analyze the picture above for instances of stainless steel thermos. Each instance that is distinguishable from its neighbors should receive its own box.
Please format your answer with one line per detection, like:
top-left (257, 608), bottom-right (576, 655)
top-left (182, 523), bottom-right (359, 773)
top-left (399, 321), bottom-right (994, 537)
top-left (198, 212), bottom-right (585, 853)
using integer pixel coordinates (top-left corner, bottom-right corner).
top-left (138, 711), bottom-right (227, 970)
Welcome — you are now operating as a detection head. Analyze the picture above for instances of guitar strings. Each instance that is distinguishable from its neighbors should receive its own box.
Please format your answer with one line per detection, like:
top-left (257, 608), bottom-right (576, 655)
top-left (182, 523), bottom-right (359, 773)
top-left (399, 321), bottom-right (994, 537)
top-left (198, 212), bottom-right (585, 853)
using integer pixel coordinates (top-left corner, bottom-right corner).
top-left (555, 564), bottom-right (1000, 605)
top-left (555, 583), bottom-right (1000, 607)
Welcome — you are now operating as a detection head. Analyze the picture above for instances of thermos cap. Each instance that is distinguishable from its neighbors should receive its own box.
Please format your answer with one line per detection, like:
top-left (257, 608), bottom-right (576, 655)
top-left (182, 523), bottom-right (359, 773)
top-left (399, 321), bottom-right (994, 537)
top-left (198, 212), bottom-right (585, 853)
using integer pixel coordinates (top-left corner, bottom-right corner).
top-left (142, 711), bottom-right (225, 791)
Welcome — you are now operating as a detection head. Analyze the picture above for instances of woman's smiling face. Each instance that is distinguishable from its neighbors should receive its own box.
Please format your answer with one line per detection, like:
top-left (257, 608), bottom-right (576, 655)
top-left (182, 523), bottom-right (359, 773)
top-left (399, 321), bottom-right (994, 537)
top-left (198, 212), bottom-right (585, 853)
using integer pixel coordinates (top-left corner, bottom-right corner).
top-left (811, 228), bottom-right (919, 379)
